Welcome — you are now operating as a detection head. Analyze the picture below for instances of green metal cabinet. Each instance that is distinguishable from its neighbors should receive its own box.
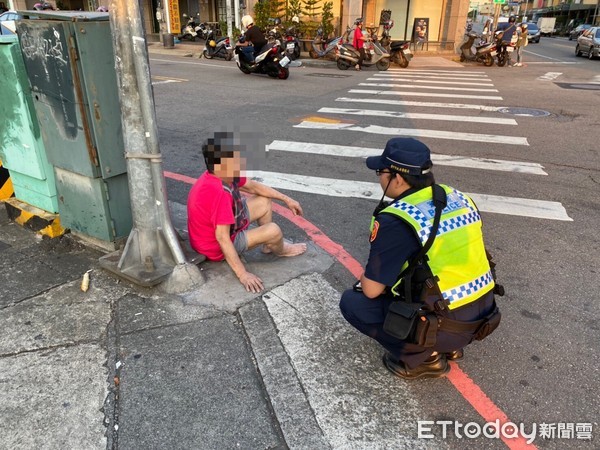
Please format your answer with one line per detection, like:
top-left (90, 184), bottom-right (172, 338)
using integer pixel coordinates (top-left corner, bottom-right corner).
top-left (0, 34), bottom-right (58, 213)
top-left (16, 12), bottom-right (132, 243)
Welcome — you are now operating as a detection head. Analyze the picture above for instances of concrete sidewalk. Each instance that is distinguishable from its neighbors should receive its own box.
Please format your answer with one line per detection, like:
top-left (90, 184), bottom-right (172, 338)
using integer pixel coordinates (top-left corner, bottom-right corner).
top-left (147, 40), bottom-right (462, 69)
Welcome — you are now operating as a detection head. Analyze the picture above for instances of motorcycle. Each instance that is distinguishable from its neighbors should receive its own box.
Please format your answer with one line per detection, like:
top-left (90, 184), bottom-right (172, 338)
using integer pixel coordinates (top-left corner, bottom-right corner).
top-left (457, 32), bottom-right (497, 67)
top-left (494, 31), bottom-right (515, 67)
top-left (283, 26), bottom-right (301, 61)
top-left (377, 20), bottom-right (413, 68)
top-left (336, 35), bottom-right (390, 71)
top-left (234, 35), bottom-right (290, 79)
top-left (309, 27), bottom-right (342, 60)
top-left (194, 21), bottom-right (210, 41)
top-left (179, 13), bottom-right (200, 41)
top-left (203, 28), bottom-right (233, 60)
top-left (389, 41), bottom-right (413, 68)
top-left (267, 18), bottom-right (301, 61)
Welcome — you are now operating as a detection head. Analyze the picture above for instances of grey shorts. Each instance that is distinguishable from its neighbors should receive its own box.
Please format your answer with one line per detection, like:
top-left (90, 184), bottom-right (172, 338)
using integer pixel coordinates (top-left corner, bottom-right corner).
top-left (232, 199), bottom-right (250, 254)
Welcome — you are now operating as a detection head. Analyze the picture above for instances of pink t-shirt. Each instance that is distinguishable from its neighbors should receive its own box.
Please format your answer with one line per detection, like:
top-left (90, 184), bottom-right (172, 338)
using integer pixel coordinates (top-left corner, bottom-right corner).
top-left (187, 172), bottom-right (248, 261)
top-left (353, 27), bottom-right (364, 49)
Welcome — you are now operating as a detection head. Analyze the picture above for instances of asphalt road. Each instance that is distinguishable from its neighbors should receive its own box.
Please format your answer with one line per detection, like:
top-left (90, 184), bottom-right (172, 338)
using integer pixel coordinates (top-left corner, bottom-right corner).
top-left (150, 38), bottom-right (599, 447)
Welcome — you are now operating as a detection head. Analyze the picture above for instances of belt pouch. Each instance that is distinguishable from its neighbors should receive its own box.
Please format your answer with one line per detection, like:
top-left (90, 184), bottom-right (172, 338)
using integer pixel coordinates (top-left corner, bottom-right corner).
top-left (383, 302), bottom-right (421, 340)
top-left (413, 314), bottom-right (438, 347)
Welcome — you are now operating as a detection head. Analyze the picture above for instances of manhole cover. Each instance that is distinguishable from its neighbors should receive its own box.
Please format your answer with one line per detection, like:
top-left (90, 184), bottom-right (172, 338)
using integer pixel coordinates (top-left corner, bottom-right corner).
top-left (306, 72), bottom-right (351, 78)
top-left (555, 82), bottom-right (600, 91)
top-left (498, 107), bottom-right (551, 117)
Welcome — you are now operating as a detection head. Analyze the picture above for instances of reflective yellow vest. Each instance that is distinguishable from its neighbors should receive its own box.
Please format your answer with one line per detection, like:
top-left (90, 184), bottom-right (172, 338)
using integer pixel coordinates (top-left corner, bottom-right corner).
top-left (379, 184), bottom-right (495, 310)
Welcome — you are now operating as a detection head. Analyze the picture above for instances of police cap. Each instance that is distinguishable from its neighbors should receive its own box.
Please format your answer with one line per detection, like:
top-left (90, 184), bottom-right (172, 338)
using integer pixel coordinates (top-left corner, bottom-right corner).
top-left (366, 137), bottom-right (432, 175)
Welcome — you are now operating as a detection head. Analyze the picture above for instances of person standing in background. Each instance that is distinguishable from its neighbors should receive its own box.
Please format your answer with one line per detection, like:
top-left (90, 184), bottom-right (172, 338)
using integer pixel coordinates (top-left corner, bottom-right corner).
top-left (514, 23), bottom-right (528, 67)
top-left (353, 18), bottom-right (366, 71)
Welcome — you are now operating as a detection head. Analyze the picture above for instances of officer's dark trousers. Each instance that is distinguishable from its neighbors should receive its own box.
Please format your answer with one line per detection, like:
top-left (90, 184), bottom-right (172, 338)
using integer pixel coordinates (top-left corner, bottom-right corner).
top-left (339, 289), bottom-right (495, 369)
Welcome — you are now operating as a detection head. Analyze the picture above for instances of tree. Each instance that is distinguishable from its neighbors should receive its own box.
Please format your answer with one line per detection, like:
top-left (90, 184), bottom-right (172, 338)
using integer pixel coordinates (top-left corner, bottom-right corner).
top-left (254, 0), bottom-right (273, 31)
top-left (301, 0), bottom-right (321, 37)
top-left (320, 1), bottom-right (334, 39)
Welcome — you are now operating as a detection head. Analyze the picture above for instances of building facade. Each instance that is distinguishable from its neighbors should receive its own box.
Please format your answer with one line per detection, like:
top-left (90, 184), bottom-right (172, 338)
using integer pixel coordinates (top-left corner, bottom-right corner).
top-left (8, 0), bottom-right (472, 48)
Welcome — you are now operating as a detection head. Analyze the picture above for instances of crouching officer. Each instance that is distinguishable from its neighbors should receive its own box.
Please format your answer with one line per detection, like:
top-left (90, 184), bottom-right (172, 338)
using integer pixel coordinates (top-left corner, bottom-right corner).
top-left (339, 137), bottom-right (502, 380)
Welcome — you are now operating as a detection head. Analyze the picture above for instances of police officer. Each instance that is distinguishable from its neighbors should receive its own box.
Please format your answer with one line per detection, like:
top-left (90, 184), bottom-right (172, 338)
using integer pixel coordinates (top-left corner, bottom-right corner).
top-left (339, 137), bottom-right (500, 379)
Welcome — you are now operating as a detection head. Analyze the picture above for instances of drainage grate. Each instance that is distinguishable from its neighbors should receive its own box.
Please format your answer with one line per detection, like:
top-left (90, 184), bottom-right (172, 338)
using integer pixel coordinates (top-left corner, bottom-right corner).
top-left (306, 73), bottom-right (352, 78)
top-left (554, 82), bottom-right (600, 91)
top-left (498, 107), bottom-right (551, 117)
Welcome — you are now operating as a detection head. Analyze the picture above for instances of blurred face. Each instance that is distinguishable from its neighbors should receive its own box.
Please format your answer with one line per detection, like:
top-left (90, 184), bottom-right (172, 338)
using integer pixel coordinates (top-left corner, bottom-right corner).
top-left (215, 151), bottom-right (246, 182)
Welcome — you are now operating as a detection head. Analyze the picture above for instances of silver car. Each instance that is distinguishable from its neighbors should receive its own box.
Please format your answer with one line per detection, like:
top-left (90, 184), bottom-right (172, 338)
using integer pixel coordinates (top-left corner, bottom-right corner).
top-left (524, 23), bottom-right (541, 43)
top-left (576, 27), bottom-right (600, 60)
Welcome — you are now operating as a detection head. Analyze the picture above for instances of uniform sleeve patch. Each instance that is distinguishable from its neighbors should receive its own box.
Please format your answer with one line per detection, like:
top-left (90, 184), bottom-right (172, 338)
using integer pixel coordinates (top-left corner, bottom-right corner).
top-left (370, 220), bottom-right (380, 243)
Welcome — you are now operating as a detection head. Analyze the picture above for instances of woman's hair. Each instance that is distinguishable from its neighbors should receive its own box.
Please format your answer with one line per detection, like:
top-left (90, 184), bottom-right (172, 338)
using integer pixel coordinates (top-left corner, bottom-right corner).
top-left (397, 162), bottom-right (435, 190)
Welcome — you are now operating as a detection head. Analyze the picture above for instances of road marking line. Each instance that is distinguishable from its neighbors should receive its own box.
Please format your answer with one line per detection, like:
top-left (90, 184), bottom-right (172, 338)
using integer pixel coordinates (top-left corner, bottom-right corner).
top-left (294, 121), bottom-right (529, 145)
top-left (368, 76), bottom-right (495, 86)
top-left (267, 140), bottom-right (546, 175)
top-left (349, 89), bottom-right (503, 100)
top-left (387, 68), bottom-right (488, 76)
top-left (373, 73), bottom-right (492, 82)
top-left (151, 79), bottom-right (182, 85)
top-left (523, 61), bottom-right (578, 64)
top-left (523, 49), bottom-right (561, 60)
top-left (536, 72), bottom-right (562, 81)
top-left (359, 82), bottom-right (499, 93)
top-left (317, 107), bottom-right (518, 125)
top-left (150, 57), bottom-right (237, 69)
top-left (152, 75), bottom-right (189, 81)
top-left (336, 97), bottom-right (505, 112)
top-left (247, 171), bottom-right (571, 221)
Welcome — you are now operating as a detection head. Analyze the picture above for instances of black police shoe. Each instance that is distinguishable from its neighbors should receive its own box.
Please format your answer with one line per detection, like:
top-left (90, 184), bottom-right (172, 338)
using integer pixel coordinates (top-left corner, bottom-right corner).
top-left (382, 353), bottom-right (450, 380)
top-left (445, 348), bottom-right (464, 362)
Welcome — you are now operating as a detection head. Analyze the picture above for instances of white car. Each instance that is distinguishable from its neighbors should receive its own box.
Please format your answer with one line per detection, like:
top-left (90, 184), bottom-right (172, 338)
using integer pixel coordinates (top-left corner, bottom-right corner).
top-left (0, 11), bottom-right (22, 35)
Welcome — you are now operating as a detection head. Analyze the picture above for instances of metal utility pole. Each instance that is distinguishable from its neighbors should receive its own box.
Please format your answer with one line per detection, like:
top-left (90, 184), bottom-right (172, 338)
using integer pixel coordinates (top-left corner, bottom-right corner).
top-left (103, 0), bottom-right (204, 293)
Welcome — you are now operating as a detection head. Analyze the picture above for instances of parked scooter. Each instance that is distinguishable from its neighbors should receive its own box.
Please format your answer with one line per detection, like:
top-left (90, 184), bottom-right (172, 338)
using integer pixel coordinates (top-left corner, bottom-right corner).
top-left (309, 27), bottom-right (342, 60)
top-left (458, 32), bottom-right (496, 66)
top-left (180, 13), bottom-right (200, 41)
top-left (194, 21), bottom-right (210, 41)
top-left (203, 28), bottom-right (233, 60)
top-left (234, 36), bottom-right (290, 79)
top-left (336, 34), bottom-right (390, 71)
top-left (283, 23), bottom-right (301, 60)
top-left (376, 20), bottom-right (412, 68)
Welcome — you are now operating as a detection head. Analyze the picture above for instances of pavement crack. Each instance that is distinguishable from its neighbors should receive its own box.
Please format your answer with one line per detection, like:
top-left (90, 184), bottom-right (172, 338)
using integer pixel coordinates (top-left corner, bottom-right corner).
top-left (0, 282), bottom-right (69, 310)
top-left (0, 339), bottom-right (98, 358)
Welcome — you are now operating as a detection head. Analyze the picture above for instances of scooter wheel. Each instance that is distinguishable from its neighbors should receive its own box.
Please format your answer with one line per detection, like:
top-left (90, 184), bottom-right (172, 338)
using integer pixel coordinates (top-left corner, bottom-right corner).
top-left (203, 49), bottom-right (213, 59)
top-left (292, 45), bottom-right (301, 60)
top-left (278, 67), bottom-right (290, 80)
top-left (225, 50), bottom-right (233, 61)
top-left (397, 56), bottom-right (409, 68)
top-left (497, 54), bottom-right (506, 67)
top-left (309, 49), bottom-right (319, 59)
top-left (460, 54), bottom-right (466, 62)
top-left (376, 58), bottom-right (390, 71)
top-left (337, 59), bottom-right (350, 70)
top-left (483, 54), bottom-right (494, 67)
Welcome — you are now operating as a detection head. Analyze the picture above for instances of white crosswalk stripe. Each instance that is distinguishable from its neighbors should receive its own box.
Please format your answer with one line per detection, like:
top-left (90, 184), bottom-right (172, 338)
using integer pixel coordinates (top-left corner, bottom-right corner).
top-left (335, 97), bottom-right (505, 112)
top-left (349, 89), bottom-right (504, 100)
top-left (249, 171), bottom-right (571, 221)
top-left (264, 69), bottom-right (570, 221)
top-left (295, 121), bottom-right (529, 145)
top-left (267, 140), bottom-right (546, 175)
top-left (367, 76), bottom-right (495, 86)
top-left (317, 107), bottom-right (518, 125)
top-left (359, 82), bottom-right (499, 93)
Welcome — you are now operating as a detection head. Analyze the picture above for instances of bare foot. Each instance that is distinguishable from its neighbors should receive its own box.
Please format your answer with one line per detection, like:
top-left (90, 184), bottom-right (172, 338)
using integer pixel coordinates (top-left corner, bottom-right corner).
top-left (276, 242), bottom-right (307, 257)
